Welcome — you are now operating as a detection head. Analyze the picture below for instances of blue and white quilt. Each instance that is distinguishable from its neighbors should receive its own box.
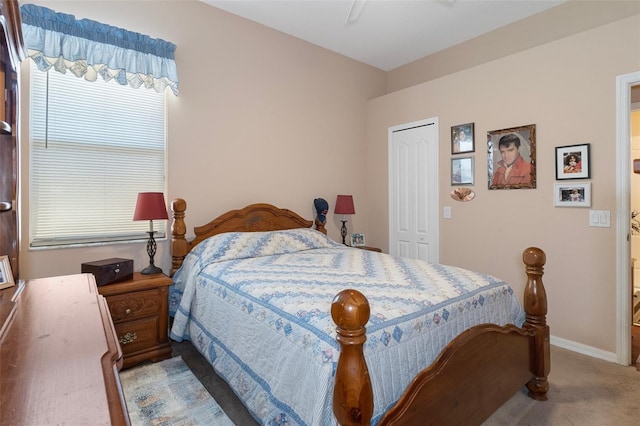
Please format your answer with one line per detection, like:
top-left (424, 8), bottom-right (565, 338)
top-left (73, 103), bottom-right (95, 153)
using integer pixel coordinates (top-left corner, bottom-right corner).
top-left (169, 228), bottom-right (525, 426)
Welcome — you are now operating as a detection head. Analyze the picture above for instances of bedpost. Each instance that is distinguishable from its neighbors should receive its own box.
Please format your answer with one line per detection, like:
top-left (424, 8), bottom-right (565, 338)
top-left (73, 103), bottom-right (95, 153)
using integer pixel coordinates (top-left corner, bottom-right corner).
top-left (171, 198), bottom-right (188, 277)
top-left (331, 289), bottom-right (373, 426)
top-left (522, 247), bottom-right (550, 401)
top-left (315, 219), bottom-right (327, 235)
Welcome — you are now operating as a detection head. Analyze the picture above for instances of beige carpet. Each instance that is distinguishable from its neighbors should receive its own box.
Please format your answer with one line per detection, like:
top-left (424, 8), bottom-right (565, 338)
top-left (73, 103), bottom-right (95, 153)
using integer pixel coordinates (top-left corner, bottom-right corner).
top-left (120, 356), bottom-right (234, 426)
top-left (171, 341), bottom-right (640, 426)
top-left (483, 346), bottom-right (640, 425)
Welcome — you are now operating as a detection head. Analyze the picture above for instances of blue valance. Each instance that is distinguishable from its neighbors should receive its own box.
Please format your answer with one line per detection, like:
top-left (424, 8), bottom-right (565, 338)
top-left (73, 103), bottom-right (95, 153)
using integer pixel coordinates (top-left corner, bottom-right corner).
top-left (20, 4), bottom-right (179, 95)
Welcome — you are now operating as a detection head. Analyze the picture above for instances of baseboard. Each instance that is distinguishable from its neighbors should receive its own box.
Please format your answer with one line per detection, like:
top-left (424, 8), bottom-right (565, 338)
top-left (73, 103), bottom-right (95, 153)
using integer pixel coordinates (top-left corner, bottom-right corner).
top-left (550, 335), bottom-right (618, 363)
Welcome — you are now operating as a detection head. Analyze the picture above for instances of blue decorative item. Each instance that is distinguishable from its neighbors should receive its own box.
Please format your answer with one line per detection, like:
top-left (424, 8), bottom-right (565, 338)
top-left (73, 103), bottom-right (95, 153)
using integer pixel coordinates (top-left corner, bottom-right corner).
top-left (314, 198), bottom-right (329, 224)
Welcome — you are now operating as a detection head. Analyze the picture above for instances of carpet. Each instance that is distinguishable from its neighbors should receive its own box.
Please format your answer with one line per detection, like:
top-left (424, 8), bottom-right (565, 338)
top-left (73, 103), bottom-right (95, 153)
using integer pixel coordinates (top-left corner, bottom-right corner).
top-left (119, 356), bottom-right (235, 426)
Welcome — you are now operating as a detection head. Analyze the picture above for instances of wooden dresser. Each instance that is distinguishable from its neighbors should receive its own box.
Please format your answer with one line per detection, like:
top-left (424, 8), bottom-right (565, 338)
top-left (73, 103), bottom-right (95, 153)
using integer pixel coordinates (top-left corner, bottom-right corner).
top-left (0, 274), bottom-right (130, 425)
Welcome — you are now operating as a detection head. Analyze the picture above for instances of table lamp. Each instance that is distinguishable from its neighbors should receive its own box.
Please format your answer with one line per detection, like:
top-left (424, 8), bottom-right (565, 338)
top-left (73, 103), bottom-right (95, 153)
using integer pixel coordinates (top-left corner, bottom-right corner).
top-left (133, 192), bottom-right (169, 274)
top-left (334, 195), bottom-right (355, 245)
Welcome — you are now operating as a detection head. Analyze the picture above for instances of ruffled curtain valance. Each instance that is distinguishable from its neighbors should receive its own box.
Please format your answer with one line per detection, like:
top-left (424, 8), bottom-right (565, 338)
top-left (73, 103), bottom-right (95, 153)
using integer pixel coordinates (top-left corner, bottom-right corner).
top-left (20, 4), bottom-right (179, 95)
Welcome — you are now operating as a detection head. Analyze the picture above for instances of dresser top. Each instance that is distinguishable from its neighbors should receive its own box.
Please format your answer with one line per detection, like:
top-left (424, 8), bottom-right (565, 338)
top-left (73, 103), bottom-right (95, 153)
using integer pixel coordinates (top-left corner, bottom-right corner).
top-left (0, 274), bottom-right (129, 425)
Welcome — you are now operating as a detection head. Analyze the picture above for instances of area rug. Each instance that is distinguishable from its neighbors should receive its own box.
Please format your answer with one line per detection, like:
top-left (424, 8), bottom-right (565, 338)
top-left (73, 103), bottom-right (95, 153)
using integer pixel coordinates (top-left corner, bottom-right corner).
top-left (120, 356), bottom-right (234, 426)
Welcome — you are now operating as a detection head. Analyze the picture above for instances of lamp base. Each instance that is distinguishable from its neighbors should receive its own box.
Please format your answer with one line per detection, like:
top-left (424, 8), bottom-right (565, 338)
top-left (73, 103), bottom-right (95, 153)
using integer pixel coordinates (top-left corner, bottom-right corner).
top-left (142, 230), bottom-right (162, 275)
top-left (340, 220), bottom-right (348, 245)
top-left (141, 264), bottom-right (163, 275)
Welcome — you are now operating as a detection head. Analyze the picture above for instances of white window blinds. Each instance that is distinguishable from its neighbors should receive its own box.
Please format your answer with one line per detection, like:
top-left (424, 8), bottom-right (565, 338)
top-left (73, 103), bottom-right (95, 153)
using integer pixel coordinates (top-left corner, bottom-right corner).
top-left (29, 62), bottom-right (167, 247)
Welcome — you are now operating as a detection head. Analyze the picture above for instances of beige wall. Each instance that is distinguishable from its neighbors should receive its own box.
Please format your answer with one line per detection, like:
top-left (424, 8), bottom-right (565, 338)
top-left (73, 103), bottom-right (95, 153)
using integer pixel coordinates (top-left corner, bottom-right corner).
top-left (366, 14), bottom-right (640, 353)
top-left (386, 0), bottom-right (640, 93)
top-left (18, 0), bottom-right (386, 278)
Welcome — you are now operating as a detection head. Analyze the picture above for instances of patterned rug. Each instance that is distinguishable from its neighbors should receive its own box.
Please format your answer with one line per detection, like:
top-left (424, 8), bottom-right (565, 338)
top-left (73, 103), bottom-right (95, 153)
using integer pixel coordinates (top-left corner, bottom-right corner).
top-left (120, 356), bottom-right (234, 425)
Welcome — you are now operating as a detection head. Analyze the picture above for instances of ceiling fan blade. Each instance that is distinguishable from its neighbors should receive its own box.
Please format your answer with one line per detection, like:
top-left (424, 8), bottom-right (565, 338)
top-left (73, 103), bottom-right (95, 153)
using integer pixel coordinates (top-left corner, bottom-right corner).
top-left (345, 0), bottom-right (368, 25)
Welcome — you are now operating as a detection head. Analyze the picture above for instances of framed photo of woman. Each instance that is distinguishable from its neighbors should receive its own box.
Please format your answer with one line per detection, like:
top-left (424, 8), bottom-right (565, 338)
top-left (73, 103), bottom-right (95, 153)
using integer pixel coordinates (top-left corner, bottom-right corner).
top-left (451, 123), bottom-right (474, 154)
top-left (555, 143), bottom-right (590, 180)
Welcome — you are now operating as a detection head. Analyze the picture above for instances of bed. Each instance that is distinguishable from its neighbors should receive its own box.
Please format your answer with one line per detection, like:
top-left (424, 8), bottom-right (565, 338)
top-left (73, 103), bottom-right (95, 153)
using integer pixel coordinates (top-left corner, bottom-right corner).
top-left (168, 198), bottom-right (549, 426)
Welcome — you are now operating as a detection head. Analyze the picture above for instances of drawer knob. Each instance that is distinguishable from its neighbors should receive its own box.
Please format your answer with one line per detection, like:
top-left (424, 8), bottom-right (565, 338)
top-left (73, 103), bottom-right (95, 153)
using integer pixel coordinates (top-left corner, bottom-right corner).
top-left (125, 308), bottom-right (131, 314)
top-left (119, 332), bottom-right (137, 345)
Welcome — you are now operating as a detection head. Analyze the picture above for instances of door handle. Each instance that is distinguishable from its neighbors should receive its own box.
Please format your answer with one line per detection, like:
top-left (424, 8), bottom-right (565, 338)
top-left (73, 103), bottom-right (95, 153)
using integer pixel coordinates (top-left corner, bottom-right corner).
top-left (0, 201), bottom-right (12, 211)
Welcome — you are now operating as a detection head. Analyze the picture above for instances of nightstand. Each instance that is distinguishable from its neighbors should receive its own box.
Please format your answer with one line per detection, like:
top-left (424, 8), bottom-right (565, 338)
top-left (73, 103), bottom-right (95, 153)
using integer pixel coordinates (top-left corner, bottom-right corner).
top-left (98, 272), bottom-right (172, 368)
top-left (355, 246), bottom-right (382, 252)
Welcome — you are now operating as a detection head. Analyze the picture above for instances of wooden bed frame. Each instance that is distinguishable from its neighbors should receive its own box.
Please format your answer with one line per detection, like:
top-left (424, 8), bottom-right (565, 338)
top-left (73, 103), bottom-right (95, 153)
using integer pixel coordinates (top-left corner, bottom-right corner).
top-left (170, 198), bottom-right (549, 426)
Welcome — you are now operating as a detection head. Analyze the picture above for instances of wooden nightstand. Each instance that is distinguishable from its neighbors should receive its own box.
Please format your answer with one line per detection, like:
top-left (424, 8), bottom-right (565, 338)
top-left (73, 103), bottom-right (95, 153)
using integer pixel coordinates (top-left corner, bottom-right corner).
top-left (98, 272), bottom-right (172, 368)
top-left (355, 246), bottom-right (382, 252)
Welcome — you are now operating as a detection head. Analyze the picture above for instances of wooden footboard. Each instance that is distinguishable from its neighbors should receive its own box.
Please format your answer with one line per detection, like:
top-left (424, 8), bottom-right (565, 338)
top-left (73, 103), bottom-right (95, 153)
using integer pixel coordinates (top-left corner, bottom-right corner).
top-left (332, 247), bottom-right (549, 426)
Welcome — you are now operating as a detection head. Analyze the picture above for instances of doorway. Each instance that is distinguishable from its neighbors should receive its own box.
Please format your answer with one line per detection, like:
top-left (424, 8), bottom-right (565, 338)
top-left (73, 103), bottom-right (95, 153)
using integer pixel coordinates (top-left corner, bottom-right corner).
top-left (616, 71), bottom-right (640, 366)
top-left (629, 95), bottom-right (640, 365)
top-left (388, 117), bottom-right (439, 263)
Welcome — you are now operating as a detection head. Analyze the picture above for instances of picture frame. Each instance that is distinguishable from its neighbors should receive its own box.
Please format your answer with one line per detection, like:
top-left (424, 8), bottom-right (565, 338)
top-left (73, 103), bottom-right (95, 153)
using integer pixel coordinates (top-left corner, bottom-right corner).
top-left (487, 124), bottom-right (536, 190)
top-left (0, 255), bottom-right (15, 290)
top-left (350, 233), bottom-right (365, 247)
top-left (554, 182), bottom-right (591, 207)
top-left (451, 156), bottom-right (474, 186)
top-left (555, 143), bottom-right (591, 180)
top-left (451, 122), bottom-right (474, 154)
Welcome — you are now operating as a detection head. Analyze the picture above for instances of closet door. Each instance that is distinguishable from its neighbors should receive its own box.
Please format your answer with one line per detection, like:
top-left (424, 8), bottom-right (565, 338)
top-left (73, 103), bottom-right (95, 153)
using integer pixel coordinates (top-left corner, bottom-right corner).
top-left (389, 118), bottom-right (439, 263)
top-left (0, 0), bottom-right (24, 282)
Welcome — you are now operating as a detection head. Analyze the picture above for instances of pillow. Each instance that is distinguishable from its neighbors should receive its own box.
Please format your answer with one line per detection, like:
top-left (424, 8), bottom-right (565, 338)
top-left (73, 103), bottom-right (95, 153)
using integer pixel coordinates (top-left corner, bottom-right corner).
top-left (191, 228), bottom-right (341, 265)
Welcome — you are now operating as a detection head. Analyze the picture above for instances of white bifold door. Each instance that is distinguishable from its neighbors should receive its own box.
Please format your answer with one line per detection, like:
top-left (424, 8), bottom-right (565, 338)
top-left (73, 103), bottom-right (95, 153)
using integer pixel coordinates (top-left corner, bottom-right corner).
top-left (389, 118), bottom-right (439, 263)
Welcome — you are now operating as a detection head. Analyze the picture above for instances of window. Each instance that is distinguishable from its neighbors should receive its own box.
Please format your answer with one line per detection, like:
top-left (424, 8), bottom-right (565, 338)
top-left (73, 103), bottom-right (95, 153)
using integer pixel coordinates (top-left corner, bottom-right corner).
top-left (29, 62), bottom-right (167, 247)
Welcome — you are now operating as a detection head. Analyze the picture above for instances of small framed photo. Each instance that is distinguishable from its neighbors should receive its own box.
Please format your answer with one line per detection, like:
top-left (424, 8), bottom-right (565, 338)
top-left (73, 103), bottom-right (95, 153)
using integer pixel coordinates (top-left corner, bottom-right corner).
top-left (351, 233), bottom-right (365, 247)
top-left (554, 182), bottom-right (591, 207)
top-left (451, 122), bottom-right (474, 154)
top-left (451, 156), bottom-right (474, 186)
top-left (488, 124), bottom-right (536, 189)
top-left (555, 143), bottom-right (590, 180)
top-left (0, 255), bottom-right (15, 290)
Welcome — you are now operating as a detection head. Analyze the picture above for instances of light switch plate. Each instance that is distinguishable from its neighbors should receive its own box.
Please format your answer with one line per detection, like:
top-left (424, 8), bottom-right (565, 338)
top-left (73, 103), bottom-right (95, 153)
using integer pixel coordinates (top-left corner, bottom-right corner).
top-left (589, 210), bottom-right (610, 227)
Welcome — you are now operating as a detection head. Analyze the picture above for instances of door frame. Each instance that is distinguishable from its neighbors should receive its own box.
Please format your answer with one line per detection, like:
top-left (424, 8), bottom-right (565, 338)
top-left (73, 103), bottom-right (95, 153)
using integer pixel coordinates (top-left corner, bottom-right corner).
top-left (387, 117), bottom-right (439, 261)
top-left (616, 71), bottom-right (640, 365)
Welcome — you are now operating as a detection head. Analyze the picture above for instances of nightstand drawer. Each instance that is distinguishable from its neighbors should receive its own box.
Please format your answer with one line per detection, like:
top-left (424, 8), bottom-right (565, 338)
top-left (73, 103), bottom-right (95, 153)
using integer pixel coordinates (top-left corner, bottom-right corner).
top-left (114, 317), bottom-right (160, 353)
top-left (106, 288), bottom-right (163, 322)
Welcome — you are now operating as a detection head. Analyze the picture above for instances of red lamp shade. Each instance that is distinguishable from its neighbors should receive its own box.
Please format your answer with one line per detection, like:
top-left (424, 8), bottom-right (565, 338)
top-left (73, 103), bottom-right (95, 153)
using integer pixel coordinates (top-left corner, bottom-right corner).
top-left (334, 195), bottom-right (355, 215)
top-left (133, 192), bottom-right (169, 221)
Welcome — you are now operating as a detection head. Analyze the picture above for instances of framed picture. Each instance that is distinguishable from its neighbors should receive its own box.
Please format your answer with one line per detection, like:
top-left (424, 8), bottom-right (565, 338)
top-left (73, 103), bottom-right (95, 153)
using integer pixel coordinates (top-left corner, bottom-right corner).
top-left (555, 143), bottom-right (590, 180)
top-left (488, 124), bottom-right (536, 190)
top-left (350, 233), bottom-right (365, 247)
top-left (0, 255), bottom-right (15, 290)
top-left (451, 156), bottom-right (474, 185)
top-left (554, 182), bottom-right (591, 207)
top-left (451, 122), bottom-right (474, 154)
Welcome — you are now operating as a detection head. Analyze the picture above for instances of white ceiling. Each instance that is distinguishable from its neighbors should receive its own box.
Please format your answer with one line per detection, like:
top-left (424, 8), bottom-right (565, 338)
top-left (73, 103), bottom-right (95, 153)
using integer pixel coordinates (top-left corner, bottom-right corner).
top-left (200, 0), bottom-right (567, 71)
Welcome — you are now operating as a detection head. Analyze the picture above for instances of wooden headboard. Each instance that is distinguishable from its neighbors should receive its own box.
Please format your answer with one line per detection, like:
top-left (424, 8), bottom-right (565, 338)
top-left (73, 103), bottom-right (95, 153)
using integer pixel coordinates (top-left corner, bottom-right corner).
top-left (170, 198), bottom-right (327, 275)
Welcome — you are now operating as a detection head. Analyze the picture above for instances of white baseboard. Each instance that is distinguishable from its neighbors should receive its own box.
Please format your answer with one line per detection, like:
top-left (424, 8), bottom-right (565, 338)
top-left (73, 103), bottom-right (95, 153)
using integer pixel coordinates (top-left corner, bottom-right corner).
top-left (550, 335), bottom-right (618, 363)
